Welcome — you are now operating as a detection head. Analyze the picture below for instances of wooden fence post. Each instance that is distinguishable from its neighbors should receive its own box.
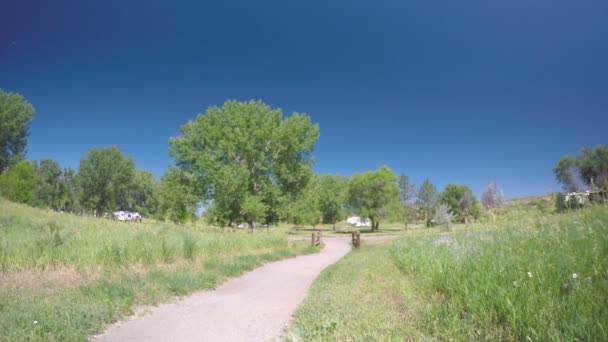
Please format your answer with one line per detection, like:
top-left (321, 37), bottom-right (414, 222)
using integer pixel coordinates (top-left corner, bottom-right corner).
top-left (352, 231), bottom-right (360, 248)
top-left (311, 231), bottom-right (322, 247)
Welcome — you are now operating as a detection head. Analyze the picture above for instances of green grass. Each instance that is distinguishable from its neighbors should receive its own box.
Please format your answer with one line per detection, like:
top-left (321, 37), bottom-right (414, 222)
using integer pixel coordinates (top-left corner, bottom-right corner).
top-left (390, 205), bottom-right (608, 341)
top-left (287, 242), bottom-right (428, 341)
top-left (289, 205), bottom-right (608, 341)
top-left (0, 199), bottom-right (321, 341)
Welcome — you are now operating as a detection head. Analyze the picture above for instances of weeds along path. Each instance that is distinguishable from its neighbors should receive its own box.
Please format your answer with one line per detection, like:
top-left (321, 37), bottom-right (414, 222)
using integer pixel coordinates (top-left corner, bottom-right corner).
top-left (92, 238), bottom-right (351, 342)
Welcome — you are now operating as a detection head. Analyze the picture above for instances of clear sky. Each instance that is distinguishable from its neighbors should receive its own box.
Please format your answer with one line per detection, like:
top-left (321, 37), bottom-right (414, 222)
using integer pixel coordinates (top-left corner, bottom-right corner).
top-left (1, 0), bottom-right (607, 199)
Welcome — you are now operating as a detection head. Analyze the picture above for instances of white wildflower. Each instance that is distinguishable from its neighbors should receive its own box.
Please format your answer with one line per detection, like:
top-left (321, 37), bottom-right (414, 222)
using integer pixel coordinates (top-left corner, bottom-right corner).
top-left (527, 272), bottom-right (533, 278)
top-left (572, 273), bottom-right (578, 279)
top-left (33, 320), bottom-right (37, 325)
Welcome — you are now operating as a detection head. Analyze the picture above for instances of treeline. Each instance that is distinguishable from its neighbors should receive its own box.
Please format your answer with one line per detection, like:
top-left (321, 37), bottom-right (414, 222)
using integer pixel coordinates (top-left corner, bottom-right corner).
top-left (0, 89), bottom-right (182, 221)
top-left (1, 89), bottom-right (508, 227)
top-left (0, 148), bottom-right (164, 217)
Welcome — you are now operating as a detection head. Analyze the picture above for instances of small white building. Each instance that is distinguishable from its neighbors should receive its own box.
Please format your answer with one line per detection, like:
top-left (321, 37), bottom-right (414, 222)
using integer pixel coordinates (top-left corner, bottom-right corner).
top-left (346, 216), bottom-right (371, 227)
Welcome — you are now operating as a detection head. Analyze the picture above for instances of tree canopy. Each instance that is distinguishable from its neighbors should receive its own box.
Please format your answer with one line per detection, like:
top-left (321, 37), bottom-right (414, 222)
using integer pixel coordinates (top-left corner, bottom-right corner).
top-left (37, 159), bottom-right (63, 209)
top-left (317, 174), bottom-right (348, 226)
top-left (438, 184), bottom-right (479, 222)
top-left (0, 89), bottom-right (35, 172)
top-left (0, 160), bottom-right (38, 205)
top-left (78, 147), bottom-right (135, 214)
top-left (158, 167), bottom-right (199, 224)
top-left (554, 145), bottom-right (608, 194)
top-left (416, 179), bottom-right (438, 222)
top-left (347, 166), bottom-right (399, 231)
top-left (169, 100), bottom-right (319, 229)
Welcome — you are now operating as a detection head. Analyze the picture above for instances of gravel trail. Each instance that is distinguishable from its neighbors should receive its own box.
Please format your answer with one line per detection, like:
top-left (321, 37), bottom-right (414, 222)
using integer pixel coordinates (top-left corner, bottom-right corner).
top-left (92, 237), bottom-right (352, 342)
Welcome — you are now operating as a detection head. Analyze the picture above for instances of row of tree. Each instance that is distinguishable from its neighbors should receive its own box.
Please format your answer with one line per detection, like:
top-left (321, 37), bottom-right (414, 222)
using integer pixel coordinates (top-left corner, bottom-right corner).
top-left (2, 90), bottom-right (506, 227)
top-left (0, 149), bottom-right (158, 215)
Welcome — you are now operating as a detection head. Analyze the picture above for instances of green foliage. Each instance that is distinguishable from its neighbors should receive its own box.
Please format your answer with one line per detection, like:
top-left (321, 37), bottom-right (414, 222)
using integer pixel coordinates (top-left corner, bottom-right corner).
top-left (240, 194), bottom-right (270, 228)
top-left (554, 145), bottom-right (608, 195)
top-left (554, 156), bottom-right (579, 191)
top-left (398, 173), bottom-right (416, 205)
top-left (578, 145), bottom-right (608, 191)
top-left (0, 160), bottom-right (38, 205)
top-left (416, 179), bottom-right (438, 224)
top-left (398, 173), bottom-right (416, 227)
top-left (347, 166), bottom-right (400, 231)
top-left (36, 159), bottom-right (63, 209)
top-left (158, 168), bottom-right (199, 223)
top-left (391, 206), bottom-right (608, 340)
top-left (58, 167), bottom-right (81, 212)
top-left (438, 184), bottom-right (479, 222)
top-left (78, 147), bottom-right (135, 214)
top-left (0, 89), bottom-right (35, 172)
top-left (284, 180), bottom-right (321, 228)
top-left (128, 170), bottom-right (160, 216)
top-left (169, 100), bottom-right (319, 227)
top-left (316, 175), bottom-right (348, 226)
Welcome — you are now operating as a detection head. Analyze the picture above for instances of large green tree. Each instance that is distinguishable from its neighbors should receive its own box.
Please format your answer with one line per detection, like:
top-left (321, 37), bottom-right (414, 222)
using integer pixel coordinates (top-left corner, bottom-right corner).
top-left (78, 147), bottom-right (135, 215)
top-left (169, 100), bottom-right (319, 229)
top-left (0, 90), bottom-right (35, 172)
top-left (347, 166), bottom-right (400, 231)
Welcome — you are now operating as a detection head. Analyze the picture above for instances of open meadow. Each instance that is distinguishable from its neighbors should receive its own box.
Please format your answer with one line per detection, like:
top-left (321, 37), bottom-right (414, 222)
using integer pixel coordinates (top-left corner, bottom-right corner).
top-left (0, 199), bottom-right (320, 341)
top-left (288, 204), bottom-right (608, 341)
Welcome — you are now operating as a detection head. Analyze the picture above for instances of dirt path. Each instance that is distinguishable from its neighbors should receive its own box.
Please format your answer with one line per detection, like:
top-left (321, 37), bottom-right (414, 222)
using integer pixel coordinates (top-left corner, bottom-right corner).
top-left (92, 238), bottom-right (352, 342)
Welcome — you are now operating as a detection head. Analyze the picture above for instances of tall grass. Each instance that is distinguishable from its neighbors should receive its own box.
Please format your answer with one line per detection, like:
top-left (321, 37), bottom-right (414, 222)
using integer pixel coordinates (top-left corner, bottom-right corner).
top-left (0, 199), bottom-right (320, 341)
top-left (391, 205), bottom-right (608, 340)
top-left (0, 199), bottom-right (287, 270)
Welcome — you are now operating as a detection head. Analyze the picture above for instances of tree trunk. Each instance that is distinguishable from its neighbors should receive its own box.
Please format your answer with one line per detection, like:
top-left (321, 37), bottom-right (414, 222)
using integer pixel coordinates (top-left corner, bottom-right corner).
top-left (250, 219), bottom-right (257, 234)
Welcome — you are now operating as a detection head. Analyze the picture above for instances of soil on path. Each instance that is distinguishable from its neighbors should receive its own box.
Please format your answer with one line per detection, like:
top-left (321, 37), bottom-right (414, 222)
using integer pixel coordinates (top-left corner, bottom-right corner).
top-left (92, 238), bottom-right (353, 342)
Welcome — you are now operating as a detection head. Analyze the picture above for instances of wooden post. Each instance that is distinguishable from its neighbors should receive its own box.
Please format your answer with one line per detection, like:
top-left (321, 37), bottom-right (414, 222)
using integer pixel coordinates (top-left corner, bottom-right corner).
top-left (352, 231), bottom-right (360, 248)
top-left (311, 231), bottom-right (322, 247)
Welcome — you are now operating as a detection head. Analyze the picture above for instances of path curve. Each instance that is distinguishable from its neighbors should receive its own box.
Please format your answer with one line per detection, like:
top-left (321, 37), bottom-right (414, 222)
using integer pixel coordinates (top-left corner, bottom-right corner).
top-left (92, 238), bottom-right (351, 342)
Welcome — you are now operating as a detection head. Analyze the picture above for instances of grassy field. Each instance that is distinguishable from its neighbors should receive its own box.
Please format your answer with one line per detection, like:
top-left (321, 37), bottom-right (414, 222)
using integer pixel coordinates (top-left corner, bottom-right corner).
top-left (287, 241), bottom-right (428, 341)
top-left (0, 199), bottom-right (320, 341)
top-left (289, 204), bottom-right (608, 341)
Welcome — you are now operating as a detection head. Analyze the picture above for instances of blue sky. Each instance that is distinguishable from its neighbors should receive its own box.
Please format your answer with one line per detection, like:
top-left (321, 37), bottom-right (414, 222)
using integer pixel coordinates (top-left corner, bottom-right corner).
top-left (1, 0), bottom-right (607, 199)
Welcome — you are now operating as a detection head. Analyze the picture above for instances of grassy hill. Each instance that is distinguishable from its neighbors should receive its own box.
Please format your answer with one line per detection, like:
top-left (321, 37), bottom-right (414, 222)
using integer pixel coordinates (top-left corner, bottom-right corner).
top-left (0, 199), bottom-right (319, 341)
